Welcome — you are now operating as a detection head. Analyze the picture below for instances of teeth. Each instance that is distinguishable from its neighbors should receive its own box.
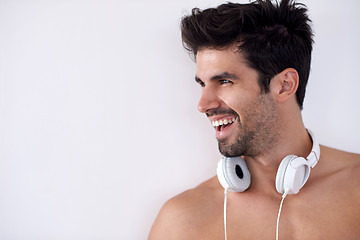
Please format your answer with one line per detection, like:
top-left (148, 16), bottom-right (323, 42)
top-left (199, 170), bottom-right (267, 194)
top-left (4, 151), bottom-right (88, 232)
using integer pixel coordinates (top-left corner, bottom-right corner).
top-left (212, 117), bottom-right (236, 127)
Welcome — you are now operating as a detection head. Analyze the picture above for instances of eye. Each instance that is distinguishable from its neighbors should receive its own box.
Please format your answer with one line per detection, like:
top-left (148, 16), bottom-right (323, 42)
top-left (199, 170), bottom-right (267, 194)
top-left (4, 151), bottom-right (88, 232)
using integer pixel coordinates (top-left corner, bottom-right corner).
top-left (199, 81), bottom-right (206, 87)
top-left (219, 79), bottom-right (233, 85)
top-left (195, 77), bottom-right (206, 87)
top-left (196, 81), bottom-right (205, 88)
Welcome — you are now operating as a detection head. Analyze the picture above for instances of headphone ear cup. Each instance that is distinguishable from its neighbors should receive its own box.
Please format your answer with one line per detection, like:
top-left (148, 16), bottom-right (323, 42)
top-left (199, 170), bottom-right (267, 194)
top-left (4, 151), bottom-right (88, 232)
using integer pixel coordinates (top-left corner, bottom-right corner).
top-left (217, 156), bottom-right (251, 192)
top-left (276, 155), bottom-right (311, 194)
top-left (276, 155), bottom-right (296, 194)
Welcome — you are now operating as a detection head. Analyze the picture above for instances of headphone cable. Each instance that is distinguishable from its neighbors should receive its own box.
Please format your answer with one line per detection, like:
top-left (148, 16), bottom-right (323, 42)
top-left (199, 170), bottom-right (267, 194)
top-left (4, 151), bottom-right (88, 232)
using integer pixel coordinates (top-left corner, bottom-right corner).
top-left (224, 187), bottom-right (289, 240)
top-left (224, 187), bottom-right (229, 240)
top-left (276, 189), bottom-right (289, 240)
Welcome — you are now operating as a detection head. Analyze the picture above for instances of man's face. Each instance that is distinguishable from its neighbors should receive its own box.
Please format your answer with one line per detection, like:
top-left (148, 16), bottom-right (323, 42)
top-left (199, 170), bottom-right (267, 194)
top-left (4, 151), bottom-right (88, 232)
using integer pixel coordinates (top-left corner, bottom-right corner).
top-left (195, 46), bottom-right (279, 157)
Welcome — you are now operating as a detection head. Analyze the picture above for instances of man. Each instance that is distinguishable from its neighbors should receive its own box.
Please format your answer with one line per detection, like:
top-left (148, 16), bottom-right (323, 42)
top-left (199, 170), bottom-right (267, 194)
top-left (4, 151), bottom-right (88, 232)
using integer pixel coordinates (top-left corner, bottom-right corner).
top-left (149, 0), bottom-right (360, 239)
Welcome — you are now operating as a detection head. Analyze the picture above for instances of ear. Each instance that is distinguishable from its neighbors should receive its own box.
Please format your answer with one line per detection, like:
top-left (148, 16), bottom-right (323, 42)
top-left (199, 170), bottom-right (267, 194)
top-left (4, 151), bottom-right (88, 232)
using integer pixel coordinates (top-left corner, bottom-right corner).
top-left (269, 68), bottom-right (299, 104)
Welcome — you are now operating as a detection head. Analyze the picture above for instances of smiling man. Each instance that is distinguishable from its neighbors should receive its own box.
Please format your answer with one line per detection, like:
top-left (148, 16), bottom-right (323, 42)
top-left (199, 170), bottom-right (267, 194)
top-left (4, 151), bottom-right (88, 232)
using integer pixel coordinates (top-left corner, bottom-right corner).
top-left (196, 47), bottom-right (280, 159)
top-left (149, 1), bottom-right (360, 239)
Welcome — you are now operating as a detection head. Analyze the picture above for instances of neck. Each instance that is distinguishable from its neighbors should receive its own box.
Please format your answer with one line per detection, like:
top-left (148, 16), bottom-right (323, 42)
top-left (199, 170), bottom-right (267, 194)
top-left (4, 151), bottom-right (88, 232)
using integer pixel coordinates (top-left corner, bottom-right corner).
top-left (243, 124), bottom-right (313, 196)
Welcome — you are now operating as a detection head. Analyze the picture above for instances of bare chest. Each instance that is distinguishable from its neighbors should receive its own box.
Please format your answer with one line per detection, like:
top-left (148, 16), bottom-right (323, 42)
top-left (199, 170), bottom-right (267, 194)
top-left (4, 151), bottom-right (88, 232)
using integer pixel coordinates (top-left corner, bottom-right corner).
top-left (196, 192), bottom-right (360, 240)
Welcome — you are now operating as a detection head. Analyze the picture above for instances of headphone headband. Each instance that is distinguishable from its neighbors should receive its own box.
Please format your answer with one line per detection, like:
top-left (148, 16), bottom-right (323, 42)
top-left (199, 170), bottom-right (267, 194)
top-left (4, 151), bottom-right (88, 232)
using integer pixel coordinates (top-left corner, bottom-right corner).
top-left (306, 129), bottom-right (320, 168)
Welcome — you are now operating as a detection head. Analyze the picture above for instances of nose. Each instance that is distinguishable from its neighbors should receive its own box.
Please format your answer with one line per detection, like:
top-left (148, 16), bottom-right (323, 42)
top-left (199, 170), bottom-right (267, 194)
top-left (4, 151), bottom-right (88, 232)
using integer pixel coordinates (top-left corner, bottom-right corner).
top-left (197, 87), bottom-right (221, 113)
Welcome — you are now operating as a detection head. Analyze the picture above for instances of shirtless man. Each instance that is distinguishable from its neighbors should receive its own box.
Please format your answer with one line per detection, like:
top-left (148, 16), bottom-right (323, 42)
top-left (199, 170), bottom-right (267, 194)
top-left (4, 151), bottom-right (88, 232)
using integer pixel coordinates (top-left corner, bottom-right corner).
top-left (149, 0), bottom-right (360, 239)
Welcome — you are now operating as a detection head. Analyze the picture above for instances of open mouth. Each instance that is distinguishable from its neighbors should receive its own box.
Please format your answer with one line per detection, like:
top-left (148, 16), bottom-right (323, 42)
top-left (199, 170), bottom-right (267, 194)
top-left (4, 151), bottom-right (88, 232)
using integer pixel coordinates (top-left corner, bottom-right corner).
top-left (212, 117), bottom-right (236, 131)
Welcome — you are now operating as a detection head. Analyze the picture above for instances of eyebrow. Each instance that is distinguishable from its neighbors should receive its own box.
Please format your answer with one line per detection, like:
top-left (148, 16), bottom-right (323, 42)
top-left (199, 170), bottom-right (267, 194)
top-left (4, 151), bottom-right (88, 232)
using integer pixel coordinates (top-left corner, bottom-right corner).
top-left (195, 71), bottom-right (239, 84)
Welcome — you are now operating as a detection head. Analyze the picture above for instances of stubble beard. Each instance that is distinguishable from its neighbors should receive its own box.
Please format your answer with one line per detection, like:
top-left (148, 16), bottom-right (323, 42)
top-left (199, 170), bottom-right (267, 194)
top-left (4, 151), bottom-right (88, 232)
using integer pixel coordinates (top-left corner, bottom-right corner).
top-left (217, 93), bottom-right (279, 158)
top-left (218, 123), bottom-right (254, 157)
top-left (206, 108), bottom-right (250, 157)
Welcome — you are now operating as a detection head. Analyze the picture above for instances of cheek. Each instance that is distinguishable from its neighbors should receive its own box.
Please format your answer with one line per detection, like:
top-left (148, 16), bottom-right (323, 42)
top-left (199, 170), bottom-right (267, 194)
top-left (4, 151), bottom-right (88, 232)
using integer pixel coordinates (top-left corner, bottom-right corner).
top-left (221, 97), bottom-right (241, 113)
top-left (221, 95), bottom-right (249, 126)
top-left (220, 90), bottom-right (252, 114)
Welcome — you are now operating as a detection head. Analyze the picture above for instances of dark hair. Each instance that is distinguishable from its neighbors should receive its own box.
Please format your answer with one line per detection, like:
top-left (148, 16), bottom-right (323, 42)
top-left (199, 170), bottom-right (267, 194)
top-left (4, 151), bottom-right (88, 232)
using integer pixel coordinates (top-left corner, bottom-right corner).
top-left (181, 0), bottom-right (313, 109)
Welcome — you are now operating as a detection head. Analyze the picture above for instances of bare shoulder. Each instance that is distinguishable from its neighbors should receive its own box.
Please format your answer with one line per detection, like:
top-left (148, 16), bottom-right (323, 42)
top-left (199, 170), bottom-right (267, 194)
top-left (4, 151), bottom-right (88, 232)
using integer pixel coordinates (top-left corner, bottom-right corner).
top-left (317, 145), bottom-right (360, 193)
top-left (320, 145), bottom-right (360, 171)
top-left (148, 177), bottom-right (223, 240)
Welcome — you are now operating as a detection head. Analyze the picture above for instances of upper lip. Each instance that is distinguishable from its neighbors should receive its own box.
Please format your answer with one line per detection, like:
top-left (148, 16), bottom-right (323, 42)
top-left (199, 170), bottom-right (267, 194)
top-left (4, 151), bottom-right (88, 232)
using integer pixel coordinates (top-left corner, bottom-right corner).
top-left (208, 114), bottom-right (237, 122)
top-left (208, 115), bottom-right (237, 128)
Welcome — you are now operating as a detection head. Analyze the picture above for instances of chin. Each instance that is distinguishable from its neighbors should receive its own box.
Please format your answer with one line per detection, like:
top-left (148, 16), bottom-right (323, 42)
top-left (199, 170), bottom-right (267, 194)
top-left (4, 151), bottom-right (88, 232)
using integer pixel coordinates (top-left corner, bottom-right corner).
top-left (218, 142), bottom-right (245, 158)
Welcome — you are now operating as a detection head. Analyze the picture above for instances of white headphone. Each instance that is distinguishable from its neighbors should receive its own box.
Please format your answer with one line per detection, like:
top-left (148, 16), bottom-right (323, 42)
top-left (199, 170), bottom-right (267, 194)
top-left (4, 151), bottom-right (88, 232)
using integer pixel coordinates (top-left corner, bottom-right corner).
top-left (217, 129), bottom-right (320, 195)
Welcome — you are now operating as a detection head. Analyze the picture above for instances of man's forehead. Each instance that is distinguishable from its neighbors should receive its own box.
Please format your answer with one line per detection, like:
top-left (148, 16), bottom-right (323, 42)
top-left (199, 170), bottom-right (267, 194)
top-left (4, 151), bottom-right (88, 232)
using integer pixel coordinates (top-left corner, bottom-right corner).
top-left (195, 47), bottom-right (248, 79)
